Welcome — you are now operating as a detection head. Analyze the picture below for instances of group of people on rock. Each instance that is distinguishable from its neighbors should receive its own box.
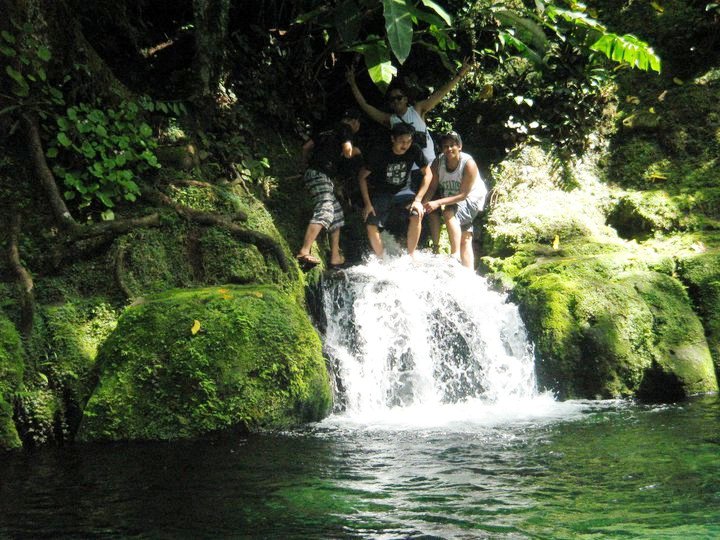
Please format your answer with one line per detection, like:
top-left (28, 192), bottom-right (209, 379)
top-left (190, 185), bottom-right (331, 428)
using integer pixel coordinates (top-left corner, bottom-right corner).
top-left (295, 58), bottom-right (487, 271)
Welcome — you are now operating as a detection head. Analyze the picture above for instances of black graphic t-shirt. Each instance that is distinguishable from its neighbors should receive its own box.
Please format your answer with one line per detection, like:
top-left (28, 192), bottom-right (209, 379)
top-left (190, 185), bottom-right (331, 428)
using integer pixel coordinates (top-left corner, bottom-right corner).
top-left (363, 143), bottom-right (428, 194)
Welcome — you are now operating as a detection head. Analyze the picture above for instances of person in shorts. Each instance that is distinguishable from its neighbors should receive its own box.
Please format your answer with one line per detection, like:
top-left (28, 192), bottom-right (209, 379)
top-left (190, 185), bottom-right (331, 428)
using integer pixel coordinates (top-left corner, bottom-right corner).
top-left (422, 130), bottom-right (488, 269)
top-left (357, 123), bottom-right (432, 259)
top-left (296, 116), bottom-right (358, 269)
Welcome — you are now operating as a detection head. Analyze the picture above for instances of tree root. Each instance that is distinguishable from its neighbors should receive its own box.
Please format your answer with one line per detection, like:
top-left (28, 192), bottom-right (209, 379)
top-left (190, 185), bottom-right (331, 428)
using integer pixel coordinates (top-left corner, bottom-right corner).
top-left (112, 242), bottom-right (134, 300)
top-left (6, 213), bottom-right (35, 339)
top-left (144, 189), bottom-right (290, 272)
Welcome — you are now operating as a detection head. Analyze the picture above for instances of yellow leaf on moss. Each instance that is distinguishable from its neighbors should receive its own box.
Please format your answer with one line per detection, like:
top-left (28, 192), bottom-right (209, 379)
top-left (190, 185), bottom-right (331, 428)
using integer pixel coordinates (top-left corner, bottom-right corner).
top-left (252, 292), bottom-right (263, 298)
top-left (552, 235), bottom-right (560, 250)
top-left (191, 320), bottom-right (201, 335)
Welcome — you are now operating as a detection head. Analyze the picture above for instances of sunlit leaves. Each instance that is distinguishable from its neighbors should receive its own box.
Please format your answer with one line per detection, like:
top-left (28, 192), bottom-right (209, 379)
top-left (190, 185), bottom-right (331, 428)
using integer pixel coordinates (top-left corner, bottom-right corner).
top-left (191, 320), bottom-right (201, 335)
top-left (591, 33), bottom-right (661, 72)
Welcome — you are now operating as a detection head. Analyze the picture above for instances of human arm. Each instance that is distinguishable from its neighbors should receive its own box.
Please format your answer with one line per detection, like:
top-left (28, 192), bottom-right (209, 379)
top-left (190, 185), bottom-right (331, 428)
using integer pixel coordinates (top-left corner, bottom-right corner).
top-left (414, 57), bottom-right (474, 118)
top-left (422, 159), bottom-right (440, 209)
top-left (346, 66), bottom-right (392, 128)
top-left (410, 165), bottom-right (433, 217)
top-left (425, 158), bottom-right (479, 212)
top-left (301, 138), bottom-right (315, 166)
top-left (358, 166), bottom-right (376, 221)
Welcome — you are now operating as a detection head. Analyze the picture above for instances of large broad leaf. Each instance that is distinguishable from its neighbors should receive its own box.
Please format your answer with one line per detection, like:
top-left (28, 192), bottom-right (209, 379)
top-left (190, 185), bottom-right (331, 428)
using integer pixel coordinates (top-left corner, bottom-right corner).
top-left (546, 6), bottom-right (607, 32)
top-left (405, 2), bottom-right (449, 28)
top-left (591, 33), bottom-right (661, 72)
top-left (419, 0), bottom-right (452, 25)
top-left (364, 41), bottom-right (397, 90)
top-left (498, 31), bottom-right (544, 67)
top-left (383, 0), bottom-right (413, 64)
top-left (335, 0), bottom-right (363, 45)
top-left (495, 10), bottom-right (548, 55)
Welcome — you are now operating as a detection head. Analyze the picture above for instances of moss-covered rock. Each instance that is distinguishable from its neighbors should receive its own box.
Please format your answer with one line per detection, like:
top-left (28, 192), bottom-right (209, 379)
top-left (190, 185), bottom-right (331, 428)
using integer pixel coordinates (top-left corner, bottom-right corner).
top-left (511, 249), bottom-right (717, 400)
top-left (677, 250), bottom-right (720, 378)
top-left (78, 285), bottom-right (332, 441)
top-left (0, 314), bottom-right (24, 450)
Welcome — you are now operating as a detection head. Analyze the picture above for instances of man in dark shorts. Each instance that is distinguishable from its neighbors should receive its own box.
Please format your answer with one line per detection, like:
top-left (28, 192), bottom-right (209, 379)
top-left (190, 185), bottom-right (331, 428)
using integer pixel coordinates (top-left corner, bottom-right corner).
top-left (358, 123), bottom-right (432, 259)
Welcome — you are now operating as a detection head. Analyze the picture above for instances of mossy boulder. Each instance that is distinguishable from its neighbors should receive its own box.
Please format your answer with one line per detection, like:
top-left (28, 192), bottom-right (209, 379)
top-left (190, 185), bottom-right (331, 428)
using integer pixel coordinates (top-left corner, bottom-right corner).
top-left (511, 249), bottom-right (717, 400)
top-left (677, 250), bottom-right (720, 377)
top-left (78, 285), bottom-right (332, 441)
top-left (0, 314), bottom-right (24, 450)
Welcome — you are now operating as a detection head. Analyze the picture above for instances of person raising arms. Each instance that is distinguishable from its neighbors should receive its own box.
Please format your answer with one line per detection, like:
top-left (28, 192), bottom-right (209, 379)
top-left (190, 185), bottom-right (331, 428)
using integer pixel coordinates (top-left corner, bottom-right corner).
top-left (422, 131), bottom-right (487, 269)
top-left (346, 57), bottom-right (474, 167)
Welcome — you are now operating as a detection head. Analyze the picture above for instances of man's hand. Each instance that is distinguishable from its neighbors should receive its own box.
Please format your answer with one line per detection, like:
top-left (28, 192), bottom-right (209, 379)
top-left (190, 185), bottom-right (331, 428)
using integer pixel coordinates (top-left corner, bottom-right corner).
top-left (423, 200), bottom-right (440, 214)
top-left (362, 204), bottom-right (376, 221)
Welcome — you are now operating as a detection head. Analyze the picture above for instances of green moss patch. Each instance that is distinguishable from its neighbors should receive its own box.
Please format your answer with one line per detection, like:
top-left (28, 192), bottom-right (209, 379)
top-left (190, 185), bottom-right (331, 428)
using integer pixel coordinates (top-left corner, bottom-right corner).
top-left (79, 285), bottom-right (332, 441)
top-left (677, 250), bottom-right (720, 377)
top-left (512, 250), bottom-right (717, 400)
top-left (0, 314), bottom-right (24, 450)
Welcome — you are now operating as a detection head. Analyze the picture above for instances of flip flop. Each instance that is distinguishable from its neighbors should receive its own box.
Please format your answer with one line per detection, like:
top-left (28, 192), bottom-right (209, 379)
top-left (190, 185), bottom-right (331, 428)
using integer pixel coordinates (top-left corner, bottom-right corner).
top-left (296, 253), bottom-right (321, 269)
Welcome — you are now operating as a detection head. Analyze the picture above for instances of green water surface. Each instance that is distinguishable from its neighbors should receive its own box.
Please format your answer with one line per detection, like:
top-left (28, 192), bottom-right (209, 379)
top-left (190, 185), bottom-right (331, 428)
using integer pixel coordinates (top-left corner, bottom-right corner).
top-left (0, 396), bottom-right (718, 538)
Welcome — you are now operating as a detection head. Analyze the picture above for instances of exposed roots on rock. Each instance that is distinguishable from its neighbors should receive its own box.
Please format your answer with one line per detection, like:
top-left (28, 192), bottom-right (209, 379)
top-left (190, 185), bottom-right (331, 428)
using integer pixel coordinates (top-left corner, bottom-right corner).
top-left (6, 213), bottom-right (35, 339)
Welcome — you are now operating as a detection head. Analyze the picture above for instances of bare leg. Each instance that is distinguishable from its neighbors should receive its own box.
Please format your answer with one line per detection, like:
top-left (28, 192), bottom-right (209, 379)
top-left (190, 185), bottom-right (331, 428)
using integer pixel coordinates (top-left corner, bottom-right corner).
top-left (460, 230), bottom-right (474, 269)
top-left (444, 208), bottom-right (461, 260)
top-left (427, 211), bottom-right (441, 253)
top-left (406, 214), bottom-right (422, 257)
top-left (329, 228), bottom-right (344, 265)
top-left (366, 224), bottom-right (384, 258)
top-left (298, 222), bottom-right (323, 256)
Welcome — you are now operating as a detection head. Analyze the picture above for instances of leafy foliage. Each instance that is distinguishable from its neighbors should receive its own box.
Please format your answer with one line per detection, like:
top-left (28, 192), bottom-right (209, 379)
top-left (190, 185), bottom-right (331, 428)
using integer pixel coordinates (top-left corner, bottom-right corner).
top-left (46, 99), bottom-right (167, 217)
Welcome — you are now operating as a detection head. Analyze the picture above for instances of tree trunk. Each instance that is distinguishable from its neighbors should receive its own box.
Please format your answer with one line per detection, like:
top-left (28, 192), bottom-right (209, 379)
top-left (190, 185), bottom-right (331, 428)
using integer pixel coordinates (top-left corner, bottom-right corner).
top-left (192, 0), bottom-right (231, 125)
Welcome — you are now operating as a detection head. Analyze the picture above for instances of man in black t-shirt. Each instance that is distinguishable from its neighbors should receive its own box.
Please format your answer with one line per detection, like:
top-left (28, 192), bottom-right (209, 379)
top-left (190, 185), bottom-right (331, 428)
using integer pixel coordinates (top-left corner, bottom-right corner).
top-left (358, 123), bottom-right (431, 258)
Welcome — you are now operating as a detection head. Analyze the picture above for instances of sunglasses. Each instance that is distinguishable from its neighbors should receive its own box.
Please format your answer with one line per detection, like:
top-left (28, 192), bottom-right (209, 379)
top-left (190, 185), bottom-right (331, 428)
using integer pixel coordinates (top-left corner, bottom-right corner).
top-left (388, 95), bottom-right (405, 102)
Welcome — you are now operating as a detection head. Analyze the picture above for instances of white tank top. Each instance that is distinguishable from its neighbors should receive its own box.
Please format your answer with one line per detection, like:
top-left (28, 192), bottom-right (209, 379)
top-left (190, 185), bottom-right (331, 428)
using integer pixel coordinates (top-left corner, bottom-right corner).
top-left (438, 152), bottom-right (487, 207)
top-left (390, 106), bottom-right (435, 163)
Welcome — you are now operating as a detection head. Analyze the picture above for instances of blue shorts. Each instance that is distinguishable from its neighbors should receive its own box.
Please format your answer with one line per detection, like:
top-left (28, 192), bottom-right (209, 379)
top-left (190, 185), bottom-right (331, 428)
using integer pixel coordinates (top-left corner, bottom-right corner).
top-left (366, 189), bottom-right (416, 229)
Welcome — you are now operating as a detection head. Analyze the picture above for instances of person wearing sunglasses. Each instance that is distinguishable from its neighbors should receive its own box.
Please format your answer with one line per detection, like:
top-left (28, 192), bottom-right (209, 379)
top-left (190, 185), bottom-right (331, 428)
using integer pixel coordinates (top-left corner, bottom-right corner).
top-left (422, 130), bottom-right (488, 269)
top-left (346, 57), bottom-right (474, 171)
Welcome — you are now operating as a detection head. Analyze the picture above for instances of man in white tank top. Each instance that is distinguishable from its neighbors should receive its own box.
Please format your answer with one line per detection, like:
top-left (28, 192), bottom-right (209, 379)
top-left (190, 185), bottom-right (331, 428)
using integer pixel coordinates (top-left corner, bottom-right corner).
top-left (422, 131), bottom-right (487, 269)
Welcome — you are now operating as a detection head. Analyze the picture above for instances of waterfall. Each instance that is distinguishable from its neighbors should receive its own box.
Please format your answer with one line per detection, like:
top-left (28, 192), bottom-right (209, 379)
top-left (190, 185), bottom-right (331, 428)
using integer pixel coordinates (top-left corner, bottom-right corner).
top-left (319, 253), bottom-right (541, 423)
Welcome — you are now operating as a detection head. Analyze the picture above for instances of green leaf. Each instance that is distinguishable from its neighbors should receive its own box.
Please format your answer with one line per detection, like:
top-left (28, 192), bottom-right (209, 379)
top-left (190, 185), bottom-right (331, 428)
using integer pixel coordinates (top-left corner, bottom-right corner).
top-left (419, 0), bottom-right (452, 25)
top-left (139, 123), bottom-right (153, 137)
top-left (36, 46), bottom-right (51, 61)
top-left (364, 41), bottom-right (397, 89)
top-left (294, 5), bottom-right (329, 25)
top-left (590, 33), bottom-right (661, 73)
top-left (1, 30), bottom-right (16, 44)
top-left (96, 191), bottom-right (114, 208)
top-left (383, 0), bottom-right (413, 64)
top-left (101, 209), bottom-right (115, 221)
top-left (46, 147), bottom-right (58, 158)
top-left (57, 132), bottom-right (72, 148)
top-left (0, 45), bottom-right (16, 57)
top-left (335, 0), bottom-right (363, 45)
top-left (5, 65), bottom-right (25, 85)
top-left (494, 10), bottom-right (548, 54)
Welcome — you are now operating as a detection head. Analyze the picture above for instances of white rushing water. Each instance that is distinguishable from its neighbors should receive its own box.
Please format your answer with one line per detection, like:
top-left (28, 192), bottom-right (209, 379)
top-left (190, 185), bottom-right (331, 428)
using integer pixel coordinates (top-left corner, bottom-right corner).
top-left (318, 252), bottom-right (578, 430)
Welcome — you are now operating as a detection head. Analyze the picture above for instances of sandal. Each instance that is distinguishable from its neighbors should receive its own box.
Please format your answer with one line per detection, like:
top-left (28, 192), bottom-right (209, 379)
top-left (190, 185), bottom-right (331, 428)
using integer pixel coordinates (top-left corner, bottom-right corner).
top-left (296, 253), bottom-right (321, 269)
